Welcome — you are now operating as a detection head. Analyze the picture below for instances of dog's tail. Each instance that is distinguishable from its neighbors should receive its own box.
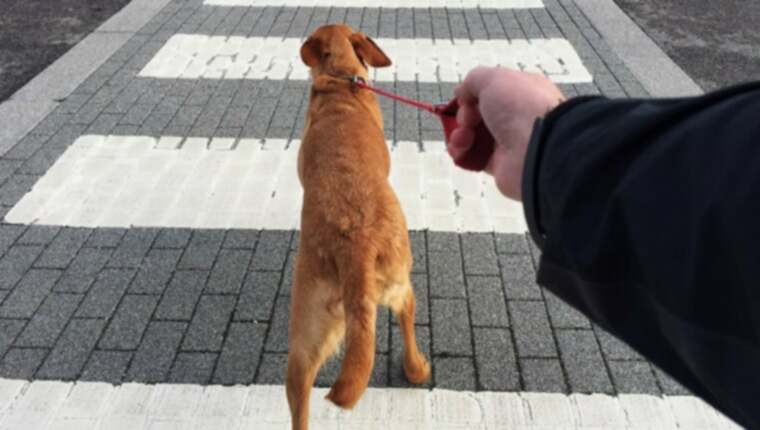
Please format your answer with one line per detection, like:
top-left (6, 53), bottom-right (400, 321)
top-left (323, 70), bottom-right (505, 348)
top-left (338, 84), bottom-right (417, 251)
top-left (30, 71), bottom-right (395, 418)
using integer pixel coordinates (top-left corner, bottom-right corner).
top-left (326, 245), bottom-right (377, 409)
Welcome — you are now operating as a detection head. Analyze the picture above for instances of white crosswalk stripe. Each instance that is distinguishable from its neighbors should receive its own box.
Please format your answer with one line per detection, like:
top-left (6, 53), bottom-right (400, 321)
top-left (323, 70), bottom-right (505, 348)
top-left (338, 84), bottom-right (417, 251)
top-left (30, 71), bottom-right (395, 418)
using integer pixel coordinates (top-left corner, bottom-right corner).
top-left (139, 35), bottom-right (593, 83)
top-left (4, 135), bottom-right (526, 232)
top-left (0, 379), bottom-right (741, 430)
top-left (203, 0), bottom-right (545, 8)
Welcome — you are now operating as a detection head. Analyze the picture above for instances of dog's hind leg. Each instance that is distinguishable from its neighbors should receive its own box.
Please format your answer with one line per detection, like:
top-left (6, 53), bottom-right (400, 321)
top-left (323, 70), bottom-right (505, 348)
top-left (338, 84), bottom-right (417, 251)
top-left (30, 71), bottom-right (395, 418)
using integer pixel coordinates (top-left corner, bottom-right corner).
top-left (287, 275), bottom-right (345, 430)
top-left (389, 279), bottom-right (431, 384)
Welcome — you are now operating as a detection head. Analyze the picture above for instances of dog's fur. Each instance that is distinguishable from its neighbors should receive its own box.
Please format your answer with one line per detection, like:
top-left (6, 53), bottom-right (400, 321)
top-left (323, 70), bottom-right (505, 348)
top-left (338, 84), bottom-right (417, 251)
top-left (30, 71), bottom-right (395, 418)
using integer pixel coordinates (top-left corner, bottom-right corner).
top-left (287, 24), bottom-right (431, 430)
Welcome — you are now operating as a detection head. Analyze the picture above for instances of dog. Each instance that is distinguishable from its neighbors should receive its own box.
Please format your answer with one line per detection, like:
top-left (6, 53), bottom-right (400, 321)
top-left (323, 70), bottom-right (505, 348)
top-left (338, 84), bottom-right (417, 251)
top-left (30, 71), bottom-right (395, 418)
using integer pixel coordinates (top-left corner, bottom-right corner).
top-left (286, 24), bottom-right (431, 430)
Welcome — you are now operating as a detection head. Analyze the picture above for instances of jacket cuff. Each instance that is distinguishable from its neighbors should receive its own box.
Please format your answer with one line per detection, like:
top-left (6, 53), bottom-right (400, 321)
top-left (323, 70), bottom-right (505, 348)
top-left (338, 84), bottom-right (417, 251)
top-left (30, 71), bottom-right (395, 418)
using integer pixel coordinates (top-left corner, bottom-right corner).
top-left (521, 96), bottom-right (602, 250)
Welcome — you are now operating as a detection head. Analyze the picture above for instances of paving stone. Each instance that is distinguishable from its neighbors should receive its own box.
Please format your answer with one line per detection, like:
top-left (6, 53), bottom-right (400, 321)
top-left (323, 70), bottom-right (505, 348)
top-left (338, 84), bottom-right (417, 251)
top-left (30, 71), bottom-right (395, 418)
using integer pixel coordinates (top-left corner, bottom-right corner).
top-left (223, 230), bottom-right (258, 249)
top-left (87, 113), bottom-right (121, 134)
top-left (0, 320), bottom-right (25, 357)
top-left (178, 230), bottom-right (224, 270)
top-left (15, 293), bottom-right (83, 347)
top-left (4, 134), bottom-right (49, 160)
top-left (434, 357), bottom-right (476, 390)
top-left (0, 225), bottom-right (26, 258)
top-left (467, 276), bottom-right (509, 327)
top-left (235, 271), bottom-right (280, 322)
top-left (609, 360), bottom-right (660, 394)
top-left (521, 358), bottom-right (568, 393)
top-left (205, 249), bottom-right (252, 294)
top-left (408, 231), bottom-right (426, 273)
top-left (99, 295), bottom-right (160, 350)
top-left (71, 102), bottom-right (107, 124)
top-left (499, 254), bottom-right (535, 281)
top-left (107, 229), bottom-right (158, 268)
top-left (183, 295), bottom-right (236, 351)
top-left (30, 113), bottom-right (72, 135)
top-left (37, 318), bottom-right (106, 379)
top-left (596, 326), bottom-right (643, 360)
top-left (427, 231), bottom-right (458, 253)
top-left (390, 325), bottom-right (431, 388)
top-left (138, 112), bottom-right (173, 134)
top-left (255, 352), bottom-right (286, 384)
top-left (447, 10), bottom-right (469, 39)
top-left (409, 273), bottom-right (429, 325)
top-left (378, 8), bottom-right (395, 38)
top-left (169, 353), bottom-right (217, 383)
top-left (376, 307), bottom-right (390, 354)
top-left (128, 249), bottom-right (182, 294)
top-left (16, 226), bottom-right (60, 246)
top-left (76, 269), bottom-right (135, 319)
top-left (0, 269), bottom-right (62, 318)
top-left (556, 329), bottom-right (614, 393)
top-left (461, 233), bottom-right (499, 275)
top-left (369, 354), bottom-right (389, 386)
top-left (428, 251), bottom-right (465, 298)
top-left (0, 348), bottom-right (48, 379)
top-left (34, 228), bottom-right (90, 269)
top-left (154, 229), bottom-right (192, 248)
top-left (509, 301), bottom-right (557, 358)
top-left (654, 365), bottom-right (691, 395)
top-left (544, 289), bottom-right (591, 328)
top-left (0, 245), bottom-right (44, 290)
top-left (84, 228), bottom-right (126, 248)
top-left (264, 296), bottom-right (289, 353)
top-left (18, 148), bottom-right (59, 176)
top-left (80, 351), bottom-right (132, 384)
top-left (213, 322), bottom-right (267, 385)
top-left (431, 299), bottom-right (471, 356)
top-left (127, 321), bottom-right (187, 383)
top-left (500, 256), bottom-right (542, 300)
top-left (120, 104), bottom-right (155, 125)
top-left (473, 327), bottom-right (519, 390)
top-left (250, 230), bottom-right (291, 271)
top-left (495, 234), bottom-right (530, 255)
top-left (482, 10), bottom-right (507, 38)
top-left (54, 248), bottom-right (111, 293)
top-left (155, 270), bottom-right (209, 321)
top-left (278, 250), bottom-right (296, 296)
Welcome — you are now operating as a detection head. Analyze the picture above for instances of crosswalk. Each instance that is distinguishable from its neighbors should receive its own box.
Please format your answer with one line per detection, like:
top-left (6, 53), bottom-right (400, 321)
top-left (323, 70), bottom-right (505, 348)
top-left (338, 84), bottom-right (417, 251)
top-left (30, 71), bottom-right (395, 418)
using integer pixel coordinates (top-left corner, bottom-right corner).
top-left (4, 0), bottom-right (590, 233)
top-left (139, 35), bottom-right (592, 83)
top-left (203, 0), bottom-right (545, 8)
top-left (1, 0), bottom-right (735, 428)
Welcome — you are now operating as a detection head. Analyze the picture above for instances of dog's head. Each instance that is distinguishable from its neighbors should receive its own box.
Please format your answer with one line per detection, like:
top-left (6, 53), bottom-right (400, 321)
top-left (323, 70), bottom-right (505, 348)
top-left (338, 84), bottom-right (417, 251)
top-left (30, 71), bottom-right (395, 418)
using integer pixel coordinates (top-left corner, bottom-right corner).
top-left (300, 24), bottom-right (391, 80)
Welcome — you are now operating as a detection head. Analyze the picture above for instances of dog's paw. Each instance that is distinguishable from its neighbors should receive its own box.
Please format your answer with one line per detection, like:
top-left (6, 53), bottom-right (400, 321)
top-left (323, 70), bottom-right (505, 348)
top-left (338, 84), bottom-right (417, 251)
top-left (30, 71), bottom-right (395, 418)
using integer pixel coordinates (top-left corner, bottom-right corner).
top-left (404, 355), bottom-right (431, 384)
top-left (325, 379), bottom-right (361, 410)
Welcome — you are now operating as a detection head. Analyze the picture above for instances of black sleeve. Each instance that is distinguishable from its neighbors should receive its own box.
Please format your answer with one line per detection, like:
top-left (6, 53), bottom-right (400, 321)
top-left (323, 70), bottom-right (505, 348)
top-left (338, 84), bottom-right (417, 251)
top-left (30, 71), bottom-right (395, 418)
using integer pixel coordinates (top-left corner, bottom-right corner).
top-left (522, 82), bottom-right (760, 430)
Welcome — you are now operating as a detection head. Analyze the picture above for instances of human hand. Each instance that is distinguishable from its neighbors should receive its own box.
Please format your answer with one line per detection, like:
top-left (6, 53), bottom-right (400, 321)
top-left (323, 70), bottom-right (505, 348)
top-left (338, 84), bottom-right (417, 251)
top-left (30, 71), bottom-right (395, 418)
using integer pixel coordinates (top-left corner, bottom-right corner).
top-left (448, 66), bottom-right (565, 201)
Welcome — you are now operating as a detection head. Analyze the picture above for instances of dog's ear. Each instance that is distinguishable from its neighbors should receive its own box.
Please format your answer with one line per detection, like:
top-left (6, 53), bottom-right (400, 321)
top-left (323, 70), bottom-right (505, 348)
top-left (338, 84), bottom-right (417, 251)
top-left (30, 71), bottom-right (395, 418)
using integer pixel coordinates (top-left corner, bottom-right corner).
top-left (300, 36), bottom-right (322, 67)
top-left (350, 33), bottom-right (391, 68)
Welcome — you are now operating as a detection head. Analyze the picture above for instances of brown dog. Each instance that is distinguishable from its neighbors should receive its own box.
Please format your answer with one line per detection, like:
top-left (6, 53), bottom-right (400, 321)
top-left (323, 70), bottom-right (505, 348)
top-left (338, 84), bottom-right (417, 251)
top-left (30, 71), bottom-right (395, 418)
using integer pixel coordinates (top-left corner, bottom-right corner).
top-left (287, 24), bottom-right (431, 429)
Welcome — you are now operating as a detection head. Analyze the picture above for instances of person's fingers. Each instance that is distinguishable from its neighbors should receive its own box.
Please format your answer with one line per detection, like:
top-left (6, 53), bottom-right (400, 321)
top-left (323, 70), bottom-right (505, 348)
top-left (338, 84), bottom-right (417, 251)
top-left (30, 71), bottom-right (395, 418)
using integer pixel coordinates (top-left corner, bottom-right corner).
top-left (454, 83), bottom-right (478, 106)
top-left (459, 66), bottom-right (498, 101)
top-left (456, 102), bottom-right (481, 128)
top-left (447, 127), bottom-right (475, 160)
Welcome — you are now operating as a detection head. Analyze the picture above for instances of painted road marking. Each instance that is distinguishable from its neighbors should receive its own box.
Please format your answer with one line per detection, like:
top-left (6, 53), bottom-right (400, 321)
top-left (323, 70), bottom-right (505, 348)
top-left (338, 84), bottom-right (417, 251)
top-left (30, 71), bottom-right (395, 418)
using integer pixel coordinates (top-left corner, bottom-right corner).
top-left (4, 136), bottom-right (526, 232)
top-left (139, 35), bottom-right (593, 83)
top-left (0, 379), bottom-right (740, 429)
top-left (203, 0), bottom-right (545, 8)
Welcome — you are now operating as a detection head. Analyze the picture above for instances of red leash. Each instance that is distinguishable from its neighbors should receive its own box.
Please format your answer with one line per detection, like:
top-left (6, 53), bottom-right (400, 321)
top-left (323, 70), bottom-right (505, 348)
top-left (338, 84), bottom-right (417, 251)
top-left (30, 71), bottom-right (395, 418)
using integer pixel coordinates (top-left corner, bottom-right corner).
top-left (349, 76), bottom-right (495, 172)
